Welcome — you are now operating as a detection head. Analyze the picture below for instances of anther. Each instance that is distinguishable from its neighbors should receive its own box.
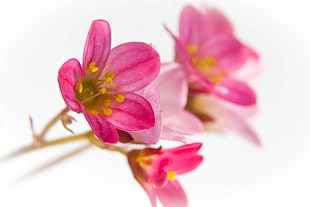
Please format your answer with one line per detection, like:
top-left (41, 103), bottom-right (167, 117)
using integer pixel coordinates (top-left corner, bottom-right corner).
top-left (87, 109), bottom-right (99, 116)
top-left (102, 99), bottom-right (112, 107)
top-left (105, 71), bottom-right (115, 83)
top-left (167, 171), bottom-right (177, 180)
top-left (103, 108), bottom-right (113, 116)
top-left (77, 83), bottom-right (83, 93)
top-left (99, 87), bottom-right (107, 94)
top-left (115, 94), bottom-right (125, 103)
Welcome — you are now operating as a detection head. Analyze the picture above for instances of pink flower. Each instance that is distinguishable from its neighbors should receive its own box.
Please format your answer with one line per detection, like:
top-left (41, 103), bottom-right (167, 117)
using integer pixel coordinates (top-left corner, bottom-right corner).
top-left (187, 94), bottom-right (261, 146)
top-left (58, 20), bottom-right (161, 143)
top-left (127, 143), bottom-right (203, 207)
top-left (149, 63), bottom-right (205, 136)
top-left (166, 5), bottom-right (259, 106)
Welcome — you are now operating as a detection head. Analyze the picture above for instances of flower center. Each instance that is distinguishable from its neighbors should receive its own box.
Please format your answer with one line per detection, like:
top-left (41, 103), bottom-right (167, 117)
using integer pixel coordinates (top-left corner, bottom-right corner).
top-left (187, 44), bottom-right (227, 84)
top-left (76, 62), bottom-right (125, 116)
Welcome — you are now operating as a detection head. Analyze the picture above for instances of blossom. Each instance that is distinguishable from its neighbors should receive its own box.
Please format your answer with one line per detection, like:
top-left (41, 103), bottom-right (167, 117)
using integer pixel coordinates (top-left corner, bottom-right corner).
top-left (166, 5), bottom-right (259, 106)
top-left (127, 143), bottom-right (203, 207)
top-left (187, 94), bottom-right (261, 145)
top-left (58, 20), bottom-right (161, 143)
top-left (149, 63), bottom-right (205, 136)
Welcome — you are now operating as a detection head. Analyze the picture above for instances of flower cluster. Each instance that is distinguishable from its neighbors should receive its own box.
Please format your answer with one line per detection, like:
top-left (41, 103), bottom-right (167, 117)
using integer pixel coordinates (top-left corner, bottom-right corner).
top-left (6, 4), bottom-right (260, 207)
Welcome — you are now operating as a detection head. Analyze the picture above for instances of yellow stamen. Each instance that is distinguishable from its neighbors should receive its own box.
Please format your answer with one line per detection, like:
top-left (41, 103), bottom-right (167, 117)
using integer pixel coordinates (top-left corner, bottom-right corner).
top-left (90, 66), bottom-right (99, 72)
top-left (99, 87), bottom-right (107, 94)
top-left (187, 44), bottom-right (198, 54)
top-left (87, 62), bottom-right (99, 72)
top-left (115, 94), bottom-right (125, 103)
top-left (152, 184), bottom-right (157, 189)
top-left (77, 83), bottom-right (83, 93)
top-left (211, 76), bottom-right (222, 84)
top-left (167, 171), bottom-right (177, 180)
top-left (87, 109), bottom-right (98, 116)
top-left (103, 108), bottom-right (113, 116)
top-left (105, 71), bottom-right (115, 79)
top-left (102, 99), bottom-right (112, 107)
top-left (105, 77), bottom-right (113, 83)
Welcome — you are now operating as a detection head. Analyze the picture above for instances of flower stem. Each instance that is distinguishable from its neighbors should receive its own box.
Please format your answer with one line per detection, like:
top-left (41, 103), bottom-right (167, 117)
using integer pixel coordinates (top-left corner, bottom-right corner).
top-left (32, 107), bottom-right (70, 144)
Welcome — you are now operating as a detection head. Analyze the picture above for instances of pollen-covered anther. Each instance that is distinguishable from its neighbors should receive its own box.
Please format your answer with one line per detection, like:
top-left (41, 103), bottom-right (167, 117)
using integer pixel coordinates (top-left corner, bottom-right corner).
top-left (87, 61), bottom-right (99, 72)
top-left (99, 87), bottom-right (107, 94)
top-left (77, 83), bottom-right (83, 93)
top-left (167, 171), bottom-right (177, 180)
top-left (105, 71), bottom-right (116, 83)
top-left (103, 108), bottom-right (113, 116)
top-left (115, 94), bottom-right (125, 103)
top-left (187, 44), bottom-right (198, 54)
top-left (87, 109), bottom-right (99, 116)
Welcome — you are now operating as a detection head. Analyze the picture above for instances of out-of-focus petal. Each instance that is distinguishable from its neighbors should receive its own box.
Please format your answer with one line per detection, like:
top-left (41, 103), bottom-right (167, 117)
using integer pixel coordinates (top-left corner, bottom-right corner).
top-left (155, 180), bottom-right (188, 207)
top-left (105, 42), bottom-right (160, 92)
top-left (160, 126), bottom-right (189, 144)
top-left (82, 19), bottom-right (111, 70)
top-left (163, 110), bottom-right (204, 135)
top-left (150, 63), bottom-right (188, 116)
top-left (81, 106), bottom-right (119, 144)
top-left (205, 7), bottom-right (233, 35)
top-left (105, 92), bottom-right (155, 131)
top-left (58, 58), bottom-right (83, 112)
top-left (179, 5), bottom-right (209, 47)
top-left (130, 89), bottom-right (162, 144)
top-left (211, 78), bottom-right (256, 106)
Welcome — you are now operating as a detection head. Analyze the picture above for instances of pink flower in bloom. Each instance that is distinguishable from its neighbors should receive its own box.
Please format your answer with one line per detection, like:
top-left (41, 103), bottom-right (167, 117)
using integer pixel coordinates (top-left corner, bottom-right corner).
top-left (58, 20), bottom-right (160, 143)
top-left (149, 63), bottom-right (205, 136)
top-left (127, 143), bottom-right (203, 207)
top-left (166, 5), bottom-right (259, 106)
top-left (187, 94), bottom-right (260, 145)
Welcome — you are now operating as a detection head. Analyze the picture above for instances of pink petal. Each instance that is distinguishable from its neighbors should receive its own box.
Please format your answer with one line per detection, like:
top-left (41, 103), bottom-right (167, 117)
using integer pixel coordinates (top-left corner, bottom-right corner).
top-left (58, 58), bottom-right (83, 112)
top-left (129, 89), bottom-right (162, 144)
top-left (143, 184), bottom-right (158, 207)
top-left (169, 154), bottom-right (203, 175)
top-left (160, 126), bottom-right (189, 144)
top-left (205, 7), bottom-right (233, 35)
top-left (105, 92), bottom-right (155, 131)
top-left (210, 78), bottom-right (257, 106)
top-left (163, 110), bottom-right (205, 135)
top-left (105, 42), bottom-right (160, 92)
top-left (81, 106), bottom-right (119, 144)
top-left (179, 5), bottom-right (209, 47)
top-left (82, 19), bottom-right (111, 70)
top-left (150, 63), bottom-right (188, 116)
top-left (155, 180), bottom-right (188, 207)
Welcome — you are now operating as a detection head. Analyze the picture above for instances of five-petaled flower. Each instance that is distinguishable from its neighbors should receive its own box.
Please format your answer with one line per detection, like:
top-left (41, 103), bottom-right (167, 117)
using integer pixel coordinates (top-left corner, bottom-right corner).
top-left (166, 5), bottom-right (259, 106)
top-left (58, 20), bottom-right (161, 143)
top-left (127, 143), bottom-right (203, 207)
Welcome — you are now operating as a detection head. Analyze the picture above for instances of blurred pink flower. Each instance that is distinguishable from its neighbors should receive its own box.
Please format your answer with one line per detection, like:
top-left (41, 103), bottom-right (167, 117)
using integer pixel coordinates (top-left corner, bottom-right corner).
top-left (187, 94), bottom-right (261, 145)
top-left (166, 5), bottom-right (259, 106)
top-left (149, 63), bottom-right (205, 136)
top-left (127, 143), bottom-right (203, 207)
top-left (58, 20), bottom-right (160, 143)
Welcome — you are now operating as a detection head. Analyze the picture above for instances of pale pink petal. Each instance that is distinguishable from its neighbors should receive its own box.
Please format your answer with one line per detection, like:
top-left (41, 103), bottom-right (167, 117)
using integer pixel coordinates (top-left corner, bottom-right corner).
top-left (179, 5), bottom-right (209, 47)
top-left (81, 106), bottom-right (119, 144)
top-left (143, 184), bottom-right (158, 207)
top-left (205, 8), bottom-right (233, 35)
top-left (105, 42), bottom-right (160, 92)
top-left (82, 19), bottom-right (111, 70)
top-left (163, 110), bottom-right (204, 135)
top-left (105, 92), bottom-right (155, 131)
top-left (58, 58), bottom-right (83, 112)
top-left (155, 180), bottom-right (188, 207)
top-left (150, 63), bottom-right (188, 116)
top-left (170, 154), bottom-right (203, 175)
top-left (211, 78), bottom-right (256, 106)
top-left (160, 126), bottom-right (189, 144)
top-left (129, 89), bottom-right (162, 144)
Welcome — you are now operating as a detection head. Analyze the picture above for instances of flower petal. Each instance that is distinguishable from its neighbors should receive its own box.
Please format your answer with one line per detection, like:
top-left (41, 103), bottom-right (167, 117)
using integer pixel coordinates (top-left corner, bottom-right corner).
top-left (163, 110), bottom-right (205, 135)
top-left (155, 180), bottom-right (188, 207)
top-left (160, 126), bottom-right (189, 144)
top-left (210, 78), bottom-right (257, 106)
top-left (58, 58), bottom-right (83, 112)
top-left (81, 106), bottom-right (119, 144)
top-left (149, 63), bottom-right (188, 116)
top-left (205, 7), bottom-right (233, 35)
top-left (105, 92), bottom-right (155, 131)
top-left (82, 19), bottom-right (111, 70)
top-left (129, 89), bottom-right (162, 144)
top-left (105, 42), bottom-right (160, 92)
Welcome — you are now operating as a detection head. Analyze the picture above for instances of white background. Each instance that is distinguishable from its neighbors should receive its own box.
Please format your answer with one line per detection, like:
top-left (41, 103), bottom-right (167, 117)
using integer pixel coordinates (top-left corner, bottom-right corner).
top-left (0, 0), bottom-right (310, 206)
